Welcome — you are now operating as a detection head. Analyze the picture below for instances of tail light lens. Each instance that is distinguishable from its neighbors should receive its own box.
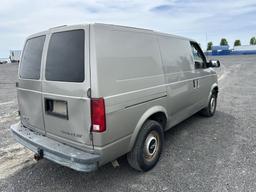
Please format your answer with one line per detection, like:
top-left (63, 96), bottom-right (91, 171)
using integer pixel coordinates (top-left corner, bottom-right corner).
top-left (91, 98), bottom-right (106, 132)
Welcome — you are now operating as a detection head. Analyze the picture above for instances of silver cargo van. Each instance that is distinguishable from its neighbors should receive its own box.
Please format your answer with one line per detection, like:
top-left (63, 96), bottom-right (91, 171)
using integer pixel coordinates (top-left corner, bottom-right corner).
top-left (11, 23), bottom-right (220, 172)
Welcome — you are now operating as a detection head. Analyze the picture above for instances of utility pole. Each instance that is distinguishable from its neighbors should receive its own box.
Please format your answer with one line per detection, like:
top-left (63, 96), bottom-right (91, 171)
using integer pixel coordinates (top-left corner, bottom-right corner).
top-left (205, 32), bottom-right (208, 51)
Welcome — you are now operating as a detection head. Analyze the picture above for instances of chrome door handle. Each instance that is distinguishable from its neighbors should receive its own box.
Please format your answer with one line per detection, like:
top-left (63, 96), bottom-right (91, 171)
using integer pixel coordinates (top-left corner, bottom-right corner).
top-left (193, 79), bottom-right (199, 89)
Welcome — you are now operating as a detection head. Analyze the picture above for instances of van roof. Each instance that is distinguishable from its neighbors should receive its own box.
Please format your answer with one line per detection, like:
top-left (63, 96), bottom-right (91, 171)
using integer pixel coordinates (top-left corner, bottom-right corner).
top-left (92, 23), bottom-right (194, 41)
top-left (27, 23), bottom-right (194, 42)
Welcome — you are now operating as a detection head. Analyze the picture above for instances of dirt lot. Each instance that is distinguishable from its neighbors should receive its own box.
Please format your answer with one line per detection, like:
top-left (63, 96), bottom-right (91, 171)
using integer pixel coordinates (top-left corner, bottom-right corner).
top-left (0, 63), bottom-right (34, 180)
top-left (0, 55), bottom-right (256, 192)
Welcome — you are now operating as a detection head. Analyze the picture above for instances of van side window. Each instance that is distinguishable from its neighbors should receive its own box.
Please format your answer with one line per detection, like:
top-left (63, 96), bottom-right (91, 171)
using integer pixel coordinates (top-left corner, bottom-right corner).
top-left (190, 42), bottom-right (206, 69)
top-left (46, 30), bottom-right (85, 82)
top-left (19, 36), bottom-right (46, 79)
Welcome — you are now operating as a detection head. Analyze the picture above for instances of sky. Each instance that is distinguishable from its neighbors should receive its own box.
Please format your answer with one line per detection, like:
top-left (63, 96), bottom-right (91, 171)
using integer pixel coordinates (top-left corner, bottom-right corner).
top-left (0, 0), bottom-right (256, 57)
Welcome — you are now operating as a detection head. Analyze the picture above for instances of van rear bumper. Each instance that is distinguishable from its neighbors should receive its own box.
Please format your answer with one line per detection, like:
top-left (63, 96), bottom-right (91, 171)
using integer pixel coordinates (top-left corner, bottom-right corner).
top-left (10, 122), bottom-right (100, 172)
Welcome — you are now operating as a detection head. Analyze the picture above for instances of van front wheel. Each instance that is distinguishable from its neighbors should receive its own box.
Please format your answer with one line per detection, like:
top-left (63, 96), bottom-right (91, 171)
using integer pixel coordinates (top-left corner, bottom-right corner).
top-left (127, 120), bottom-right (164, 172)
top-left (199, 91), bottom-right (217, 117)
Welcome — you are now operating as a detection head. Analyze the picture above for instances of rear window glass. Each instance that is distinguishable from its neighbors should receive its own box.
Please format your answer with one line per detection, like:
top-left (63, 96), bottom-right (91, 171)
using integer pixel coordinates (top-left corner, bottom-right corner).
top-left (19, 36), bottom-right (46, 79)
top-left (45, 30), bottom-right (85, 82)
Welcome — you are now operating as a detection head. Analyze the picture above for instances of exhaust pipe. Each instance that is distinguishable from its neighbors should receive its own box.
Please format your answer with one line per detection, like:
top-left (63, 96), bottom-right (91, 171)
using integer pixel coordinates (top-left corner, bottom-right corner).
top-left (34, 149), bottom-right (44, 161)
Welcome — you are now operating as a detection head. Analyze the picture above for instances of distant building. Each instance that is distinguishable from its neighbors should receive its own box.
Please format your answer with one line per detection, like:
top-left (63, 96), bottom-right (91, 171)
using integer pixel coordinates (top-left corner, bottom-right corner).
top-left (9, 50), bottom-right (21, 62)
top-left (208, 45), bottom-right (256, 56)
top-left (233, 45), bottom-right (256, 55)
top-left (211, 45), bottom-right (231, 56)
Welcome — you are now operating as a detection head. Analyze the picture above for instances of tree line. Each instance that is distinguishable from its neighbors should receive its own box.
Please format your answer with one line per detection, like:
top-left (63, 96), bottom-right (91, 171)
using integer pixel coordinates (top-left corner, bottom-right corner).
top-left (207, 36), bottom-right (256, 50)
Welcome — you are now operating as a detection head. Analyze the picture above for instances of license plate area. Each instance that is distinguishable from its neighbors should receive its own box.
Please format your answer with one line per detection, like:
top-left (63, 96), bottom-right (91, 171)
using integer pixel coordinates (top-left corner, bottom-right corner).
top-left (45, 98), bottom-right (68, 119)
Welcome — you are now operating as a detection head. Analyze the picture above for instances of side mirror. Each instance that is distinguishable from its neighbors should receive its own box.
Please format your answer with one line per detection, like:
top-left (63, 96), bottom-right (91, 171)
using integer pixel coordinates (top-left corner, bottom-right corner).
top-left (208, 60), bottom-right (220, 68)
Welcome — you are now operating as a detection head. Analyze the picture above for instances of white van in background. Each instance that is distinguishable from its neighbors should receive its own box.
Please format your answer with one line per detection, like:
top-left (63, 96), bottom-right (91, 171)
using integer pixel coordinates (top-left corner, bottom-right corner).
top-left (9, 50), bottom-right (21, 63)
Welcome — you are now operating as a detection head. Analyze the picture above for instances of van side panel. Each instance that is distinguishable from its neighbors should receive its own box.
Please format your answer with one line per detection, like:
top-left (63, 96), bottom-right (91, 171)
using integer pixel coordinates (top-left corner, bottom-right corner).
top-left (193, 68), bottom-right (218, 107)
top-left (92, 26), bottom-right (165, 97)
top-left (91, 25), bottom-right (167, 161)
top-left (158, 36), bottom-right (200, 128)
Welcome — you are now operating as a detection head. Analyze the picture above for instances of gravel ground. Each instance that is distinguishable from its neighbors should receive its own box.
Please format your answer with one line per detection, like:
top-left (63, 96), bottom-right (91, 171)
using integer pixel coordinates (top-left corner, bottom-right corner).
top-left (0, 55), bottom-right (256, 192)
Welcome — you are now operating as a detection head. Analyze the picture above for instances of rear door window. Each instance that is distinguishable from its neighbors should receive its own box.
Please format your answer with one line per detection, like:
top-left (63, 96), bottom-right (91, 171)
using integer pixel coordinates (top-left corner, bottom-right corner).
top-left (45, 30), bottom-right (85, 82)
top-left (19, 36), bottom-right (46, 79)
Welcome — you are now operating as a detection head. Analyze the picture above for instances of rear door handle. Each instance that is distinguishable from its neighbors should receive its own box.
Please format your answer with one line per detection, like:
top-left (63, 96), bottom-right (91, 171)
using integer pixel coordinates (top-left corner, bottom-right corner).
top-left (45, 98), bottom-right (68, 119)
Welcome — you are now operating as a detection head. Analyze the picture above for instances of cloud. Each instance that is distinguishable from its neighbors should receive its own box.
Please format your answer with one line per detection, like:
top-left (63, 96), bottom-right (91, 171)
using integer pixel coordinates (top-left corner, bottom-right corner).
top-left (150, 4), bottom-right (173, 12)
top-left (0, 0), bottom-right (256, 57)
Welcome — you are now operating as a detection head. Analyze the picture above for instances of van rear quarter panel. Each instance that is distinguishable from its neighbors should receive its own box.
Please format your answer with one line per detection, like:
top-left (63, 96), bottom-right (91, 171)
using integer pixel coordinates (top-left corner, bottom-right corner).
top-left (90, 25), bottom-right (167, 154)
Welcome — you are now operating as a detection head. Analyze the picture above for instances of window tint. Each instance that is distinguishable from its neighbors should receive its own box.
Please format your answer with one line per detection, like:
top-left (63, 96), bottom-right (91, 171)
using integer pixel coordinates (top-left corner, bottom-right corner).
top-left (19, 36), bottom-right (45, 79)
top-left (191, 46), bottom-right (203, 62)
top-left (190, 42), bottom-right (205, 69)
top-left (46, 30), bottom-right (84, 82)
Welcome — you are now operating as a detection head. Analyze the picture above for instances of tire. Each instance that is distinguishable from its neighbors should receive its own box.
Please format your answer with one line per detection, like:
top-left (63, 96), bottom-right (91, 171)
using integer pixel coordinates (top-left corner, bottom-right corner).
top-left (199, 91), bottom-right (217, 117)
top-left (127, 120), bottom-right (164, 172)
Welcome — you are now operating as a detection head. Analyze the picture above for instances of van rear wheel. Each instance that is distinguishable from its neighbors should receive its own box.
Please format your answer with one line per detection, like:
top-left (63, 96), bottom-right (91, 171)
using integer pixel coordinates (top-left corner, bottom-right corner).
top-left (199, 91), bottom-right (217, 117)
top-left (127, 120), bottom-right (164, 172)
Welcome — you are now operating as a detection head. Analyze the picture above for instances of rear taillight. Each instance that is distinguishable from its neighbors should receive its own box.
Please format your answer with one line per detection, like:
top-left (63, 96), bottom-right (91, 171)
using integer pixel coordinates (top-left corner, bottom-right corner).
top-left (91, 98), bottom-right (106, 132)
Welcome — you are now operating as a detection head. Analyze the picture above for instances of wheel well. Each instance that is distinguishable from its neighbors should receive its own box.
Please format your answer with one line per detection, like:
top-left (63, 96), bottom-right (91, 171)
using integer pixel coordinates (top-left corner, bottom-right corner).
top-left (213, 86), bottom-right (219, 95)
top-left (148, 112), bottom-right (167, 129)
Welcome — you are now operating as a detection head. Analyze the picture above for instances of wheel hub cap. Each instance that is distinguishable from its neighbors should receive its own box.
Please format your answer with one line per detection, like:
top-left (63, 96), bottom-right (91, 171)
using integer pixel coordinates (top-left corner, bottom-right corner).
top-left (144, 131), bottom-right (159, 161)
top-left (210, 97), bottom-right (216, 113)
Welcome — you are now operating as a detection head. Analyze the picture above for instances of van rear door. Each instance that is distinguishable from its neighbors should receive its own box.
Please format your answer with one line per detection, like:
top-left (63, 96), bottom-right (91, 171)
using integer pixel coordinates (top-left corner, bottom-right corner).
top-left (18, 34), bottom-right (46, 134)
top-left (42, 26), bottom-right (92, 146)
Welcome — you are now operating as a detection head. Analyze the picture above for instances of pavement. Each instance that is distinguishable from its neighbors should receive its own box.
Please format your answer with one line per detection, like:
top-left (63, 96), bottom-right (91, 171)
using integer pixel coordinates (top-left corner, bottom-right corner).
top-left (0, 55), bottom-right (256, 192)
